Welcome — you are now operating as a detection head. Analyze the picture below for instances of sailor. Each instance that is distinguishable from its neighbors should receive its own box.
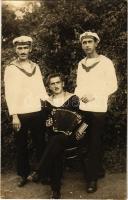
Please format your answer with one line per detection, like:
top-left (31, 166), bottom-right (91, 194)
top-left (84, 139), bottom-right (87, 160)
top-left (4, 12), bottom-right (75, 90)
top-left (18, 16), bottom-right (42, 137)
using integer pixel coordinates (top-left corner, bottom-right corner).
top-left (4, 35), bottom-right (48, 187)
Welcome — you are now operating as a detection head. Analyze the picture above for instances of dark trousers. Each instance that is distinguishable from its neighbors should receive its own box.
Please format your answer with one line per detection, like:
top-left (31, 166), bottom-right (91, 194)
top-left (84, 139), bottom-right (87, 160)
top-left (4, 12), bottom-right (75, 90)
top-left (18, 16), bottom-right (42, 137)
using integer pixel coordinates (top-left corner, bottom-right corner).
top-left (15, 111), bottom-right (45, 178)
top-left (37, 133), bottom-right (70, 191)
top-left (81, 111), bottom-right (106, 181)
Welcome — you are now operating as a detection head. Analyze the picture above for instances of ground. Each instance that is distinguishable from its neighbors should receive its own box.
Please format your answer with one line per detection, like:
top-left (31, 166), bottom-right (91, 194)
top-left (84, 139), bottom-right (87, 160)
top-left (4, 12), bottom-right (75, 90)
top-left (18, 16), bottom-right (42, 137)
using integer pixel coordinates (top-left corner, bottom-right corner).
top-left (1, 169), bottom-right (126, 199)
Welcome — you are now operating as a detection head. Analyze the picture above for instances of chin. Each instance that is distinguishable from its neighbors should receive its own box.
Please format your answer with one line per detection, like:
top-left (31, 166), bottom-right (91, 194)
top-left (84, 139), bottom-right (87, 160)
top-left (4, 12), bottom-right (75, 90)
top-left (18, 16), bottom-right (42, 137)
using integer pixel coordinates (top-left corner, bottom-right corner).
top-left (86, 51), bottom-right (92, 55)
top-left (55, 90), bottom-right (61, 94)
top-left (55, 92), bottom-right (60, 94)
top-left (19, 56), bottom-right (28, 60)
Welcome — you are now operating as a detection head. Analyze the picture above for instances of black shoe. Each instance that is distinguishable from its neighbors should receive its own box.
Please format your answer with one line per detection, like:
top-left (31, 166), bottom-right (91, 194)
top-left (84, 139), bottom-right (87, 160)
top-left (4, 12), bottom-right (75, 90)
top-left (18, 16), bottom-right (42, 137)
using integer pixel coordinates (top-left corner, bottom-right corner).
top-left (86, 180), bottom-right (97, 193)
top-left (18, 177), bottom-right (27, 187)
top-left (51, 190), bottom-right (61, 199)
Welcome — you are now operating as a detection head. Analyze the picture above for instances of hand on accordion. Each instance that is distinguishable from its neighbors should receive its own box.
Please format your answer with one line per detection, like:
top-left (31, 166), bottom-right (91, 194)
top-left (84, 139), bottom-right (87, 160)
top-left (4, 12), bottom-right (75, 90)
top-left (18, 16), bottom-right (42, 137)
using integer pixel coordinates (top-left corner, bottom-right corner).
top-left (46, 117), bottom-right (53, 127)
top-left (75, 122), bottom-right (88, 140)
top-left (76, 131), bottom-right (86, 140)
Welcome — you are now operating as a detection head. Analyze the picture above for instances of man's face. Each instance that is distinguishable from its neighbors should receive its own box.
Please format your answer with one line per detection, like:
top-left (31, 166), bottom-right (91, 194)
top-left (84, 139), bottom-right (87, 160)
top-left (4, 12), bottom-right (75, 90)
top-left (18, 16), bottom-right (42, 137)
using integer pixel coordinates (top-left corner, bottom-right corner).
top-left (15, 44), bottom-right (31, 60)
top-left (81, 37), bottom-right (98, 55)
top-left (49, 76), bottom-right (64, 95)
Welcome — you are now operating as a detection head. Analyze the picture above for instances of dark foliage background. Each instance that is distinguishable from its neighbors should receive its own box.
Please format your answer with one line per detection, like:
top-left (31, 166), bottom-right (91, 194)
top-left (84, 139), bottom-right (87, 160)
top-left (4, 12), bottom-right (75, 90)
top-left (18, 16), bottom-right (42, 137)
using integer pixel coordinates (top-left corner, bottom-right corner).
top-left (2, 0), bottom-right (127, 172)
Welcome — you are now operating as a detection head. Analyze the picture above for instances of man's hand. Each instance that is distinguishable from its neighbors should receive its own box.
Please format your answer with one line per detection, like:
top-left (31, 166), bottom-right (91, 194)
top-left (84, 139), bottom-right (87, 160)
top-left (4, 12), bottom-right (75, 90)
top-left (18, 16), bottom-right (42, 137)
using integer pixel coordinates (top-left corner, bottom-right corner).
top-left (12, 114), bottom-right (21, 132)
top-left (81, 94), bottom-right (95, 104)
top-left (76, 131), bottom-right (85, 140)
top-left (75, 122), bottom-right (88, 140)
top-left (46, 118), bottom-right (53, 127)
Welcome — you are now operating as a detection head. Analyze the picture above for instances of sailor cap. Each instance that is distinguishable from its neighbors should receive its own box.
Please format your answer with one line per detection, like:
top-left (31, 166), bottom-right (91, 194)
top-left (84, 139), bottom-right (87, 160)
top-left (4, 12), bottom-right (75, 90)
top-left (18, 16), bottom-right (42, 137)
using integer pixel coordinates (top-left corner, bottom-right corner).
top-left (13, 36), bottom-right (33, 45)
top-left (80, 31), bottom-right (100, 43)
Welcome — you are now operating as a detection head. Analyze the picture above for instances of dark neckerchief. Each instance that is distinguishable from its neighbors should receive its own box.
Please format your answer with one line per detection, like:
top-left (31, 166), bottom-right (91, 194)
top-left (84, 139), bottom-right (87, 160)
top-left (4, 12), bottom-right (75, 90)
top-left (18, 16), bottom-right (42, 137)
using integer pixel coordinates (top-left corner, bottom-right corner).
top-left (14, 65), bottom-right (36, 77)
top-left (82, 57), bottom-right (100, 72)
top-left (10, 60), bottom-right (36, 77)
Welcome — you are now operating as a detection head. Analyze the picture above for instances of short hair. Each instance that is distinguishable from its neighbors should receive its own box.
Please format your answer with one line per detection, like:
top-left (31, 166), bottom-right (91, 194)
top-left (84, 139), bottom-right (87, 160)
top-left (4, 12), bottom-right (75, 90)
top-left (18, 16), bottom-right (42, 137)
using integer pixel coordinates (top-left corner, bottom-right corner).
top-left (46, 73), bottom-right (64, 86)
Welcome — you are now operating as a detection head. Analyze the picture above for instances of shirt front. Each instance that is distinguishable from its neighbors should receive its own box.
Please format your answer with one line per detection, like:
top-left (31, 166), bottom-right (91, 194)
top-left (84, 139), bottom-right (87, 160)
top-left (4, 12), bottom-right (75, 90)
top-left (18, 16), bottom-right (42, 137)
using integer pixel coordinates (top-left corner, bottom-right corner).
top-left (75, 55), bottom-right (118, 112)
top-left (4, 60), bottom-right (48, 115)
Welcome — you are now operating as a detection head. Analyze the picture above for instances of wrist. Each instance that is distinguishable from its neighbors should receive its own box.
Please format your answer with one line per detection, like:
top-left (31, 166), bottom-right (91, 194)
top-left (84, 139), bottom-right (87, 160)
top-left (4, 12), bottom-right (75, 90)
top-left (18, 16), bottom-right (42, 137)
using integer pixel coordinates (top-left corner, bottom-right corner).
top-left (12, 114), bottom-right (18, 119)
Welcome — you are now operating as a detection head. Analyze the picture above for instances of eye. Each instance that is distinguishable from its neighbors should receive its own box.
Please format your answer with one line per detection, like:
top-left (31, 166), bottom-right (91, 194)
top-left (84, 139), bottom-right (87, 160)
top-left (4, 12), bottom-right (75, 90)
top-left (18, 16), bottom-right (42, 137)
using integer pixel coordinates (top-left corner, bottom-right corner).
top-left (17, 47), bottom-right (22, 50)
top-left (82, 41), bottom-right (86, 45)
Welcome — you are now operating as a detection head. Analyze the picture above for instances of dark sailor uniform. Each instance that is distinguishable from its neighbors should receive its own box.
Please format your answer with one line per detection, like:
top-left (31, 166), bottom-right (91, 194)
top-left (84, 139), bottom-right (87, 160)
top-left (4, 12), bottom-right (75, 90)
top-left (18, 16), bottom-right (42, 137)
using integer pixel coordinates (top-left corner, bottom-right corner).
top-left (37, 94), bottom-right (81, 192)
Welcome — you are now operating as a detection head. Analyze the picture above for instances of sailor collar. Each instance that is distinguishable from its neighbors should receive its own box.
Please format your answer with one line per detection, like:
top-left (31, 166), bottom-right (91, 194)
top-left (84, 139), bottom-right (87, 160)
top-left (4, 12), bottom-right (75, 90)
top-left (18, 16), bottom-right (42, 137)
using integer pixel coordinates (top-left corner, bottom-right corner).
top-left (47, 92), bottom-right (74, 107)
top-left (81, 56), bottom-right (101, 72)
top-left (10, 59), bottom-right (36, 77)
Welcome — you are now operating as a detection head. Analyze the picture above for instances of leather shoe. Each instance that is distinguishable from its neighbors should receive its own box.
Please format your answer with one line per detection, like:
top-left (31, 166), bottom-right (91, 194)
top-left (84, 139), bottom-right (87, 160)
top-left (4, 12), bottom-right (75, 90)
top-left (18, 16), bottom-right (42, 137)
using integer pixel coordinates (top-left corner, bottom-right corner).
top-left (51, 190), bottom-right (61, 199)
top-left (18, 177), bottom-right (27, 187)
top-left (86, 180), bottom-right (97, 193)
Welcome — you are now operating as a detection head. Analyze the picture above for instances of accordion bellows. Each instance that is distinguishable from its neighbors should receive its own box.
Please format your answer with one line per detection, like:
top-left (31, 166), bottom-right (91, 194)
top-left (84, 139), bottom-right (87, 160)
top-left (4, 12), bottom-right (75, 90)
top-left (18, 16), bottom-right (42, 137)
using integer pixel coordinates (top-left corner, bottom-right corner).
top-left (52, 108), bottom-right (83, 136)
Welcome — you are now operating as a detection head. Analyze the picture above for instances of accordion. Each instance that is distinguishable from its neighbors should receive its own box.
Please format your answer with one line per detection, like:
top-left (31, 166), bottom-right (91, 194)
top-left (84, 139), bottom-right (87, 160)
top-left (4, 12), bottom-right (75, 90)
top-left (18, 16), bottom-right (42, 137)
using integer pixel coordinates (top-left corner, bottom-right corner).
top-left (51, 108), bottom-right (88, 136)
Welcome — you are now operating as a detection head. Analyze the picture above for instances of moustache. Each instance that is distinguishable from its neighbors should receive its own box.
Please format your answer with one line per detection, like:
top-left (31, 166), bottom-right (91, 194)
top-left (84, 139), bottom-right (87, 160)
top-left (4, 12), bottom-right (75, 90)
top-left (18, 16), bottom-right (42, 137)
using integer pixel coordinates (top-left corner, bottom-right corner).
top-left (55, 87), bottom-right (59, 90)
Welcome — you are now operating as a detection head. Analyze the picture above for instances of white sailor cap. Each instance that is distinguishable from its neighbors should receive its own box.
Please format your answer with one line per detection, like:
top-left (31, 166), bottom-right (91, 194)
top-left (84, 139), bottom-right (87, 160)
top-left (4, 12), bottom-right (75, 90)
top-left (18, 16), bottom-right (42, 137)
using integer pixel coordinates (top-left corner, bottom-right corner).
top-left (13, 36), bottom-right (33, 46)
top-left (80, 31), bottom-right (100, 43)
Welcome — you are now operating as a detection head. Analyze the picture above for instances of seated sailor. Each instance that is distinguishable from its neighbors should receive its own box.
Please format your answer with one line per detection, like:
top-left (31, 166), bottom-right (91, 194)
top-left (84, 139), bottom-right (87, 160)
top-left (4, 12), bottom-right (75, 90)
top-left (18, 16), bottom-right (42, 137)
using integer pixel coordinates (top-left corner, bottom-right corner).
top-left (30, 73), bottom-right (88, 199)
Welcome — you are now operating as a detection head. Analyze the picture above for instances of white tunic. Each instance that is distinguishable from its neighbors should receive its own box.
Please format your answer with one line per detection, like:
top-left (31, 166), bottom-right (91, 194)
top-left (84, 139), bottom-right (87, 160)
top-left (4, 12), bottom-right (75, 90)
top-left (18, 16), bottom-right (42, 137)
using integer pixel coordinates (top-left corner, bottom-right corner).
top-left (75, 55), bottom-right (118, 112)
top-left (4, 60), bottom-right (48, 115)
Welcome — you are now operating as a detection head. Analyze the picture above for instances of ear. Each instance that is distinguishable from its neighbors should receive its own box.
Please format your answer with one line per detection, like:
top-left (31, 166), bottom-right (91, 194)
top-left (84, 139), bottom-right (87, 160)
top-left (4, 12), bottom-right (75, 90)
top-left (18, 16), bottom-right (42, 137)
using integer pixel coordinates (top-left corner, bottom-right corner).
top-left (29, 46), bottom-right (32, 52)
top-left (95, 41), bottom-right (99, 48)
top-left (81, 43), bottom-right (85, 51)
top-left (62, 81), bottom-right (64, 87)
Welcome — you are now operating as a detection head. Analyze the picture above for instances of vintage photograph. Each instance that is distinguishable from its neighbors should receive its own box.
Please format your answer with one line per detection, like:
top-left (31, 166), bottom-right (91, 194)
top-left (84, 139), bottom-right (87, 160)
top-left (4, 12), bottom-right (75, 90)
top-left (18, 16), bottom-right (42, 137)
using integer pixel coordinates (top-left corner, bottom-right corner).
top-left (1, 0), bottom-right (127, 199)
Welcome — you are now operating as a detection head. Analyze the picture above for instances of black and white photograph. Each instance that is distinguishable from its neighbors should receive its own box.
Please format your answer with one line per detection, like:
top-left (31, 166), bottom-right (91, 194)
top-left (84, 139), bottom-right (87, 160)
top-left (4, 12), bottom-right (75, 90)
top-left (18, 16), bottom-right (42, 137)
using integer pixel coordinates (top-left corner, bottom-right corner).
top-left (1, 0), bottom-right (127, 199)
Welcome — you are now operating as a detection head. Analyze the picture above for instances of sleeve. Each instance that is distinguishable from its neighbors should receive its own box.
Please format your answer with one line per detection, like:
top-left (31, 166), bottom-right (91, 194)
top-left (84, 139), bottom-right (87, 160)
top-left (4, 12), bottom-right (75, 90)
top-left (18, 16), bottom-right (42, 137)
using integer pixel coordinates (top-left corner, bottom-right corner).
top-left (95, 59), bottom-right (118, 97)
top-left (74, 62), bottom-right (85, 98)
top-left (41, 101), bottom-right (51, 122)
top-left (43, 101), bottom-right (52, 117)
top-left (4, 65), bottom-right (20, 115)
top-left (105, 60), bottom-right (118, 95)
top-left (43, 101), bottom-right (53, 134)
top-left (36, 65), bottom-right (49, 101)
top-left (70, 95), bottom-right (80, 111)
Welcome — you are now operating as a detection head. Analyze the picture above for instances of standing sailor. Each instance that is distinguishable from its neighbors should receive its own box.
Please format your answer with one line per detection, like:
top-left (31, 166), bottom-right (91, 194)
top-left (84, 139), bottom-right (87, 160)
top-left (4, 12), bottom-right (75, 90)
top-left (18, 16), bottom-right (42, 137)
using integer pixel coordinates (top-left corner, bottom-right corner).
top-left (75, 31), bottom-right (118, 193)
top-left (4, 36), bottom-right (48, 187)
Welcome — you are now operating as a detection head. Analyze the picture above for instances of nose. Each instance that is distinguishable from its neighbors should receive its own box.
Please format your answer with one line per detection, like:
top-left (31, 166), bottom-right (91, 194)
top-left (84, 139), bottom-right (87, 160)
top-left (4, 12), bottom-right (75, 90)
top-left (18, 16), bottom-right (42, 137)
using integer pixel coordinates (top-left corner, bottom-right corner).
top-left (54, 83), bottom-right (58, 87)
top-left (20, 49), bottom-right (26, 54)
top-left (86, 42), bottom-right (90, 47)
